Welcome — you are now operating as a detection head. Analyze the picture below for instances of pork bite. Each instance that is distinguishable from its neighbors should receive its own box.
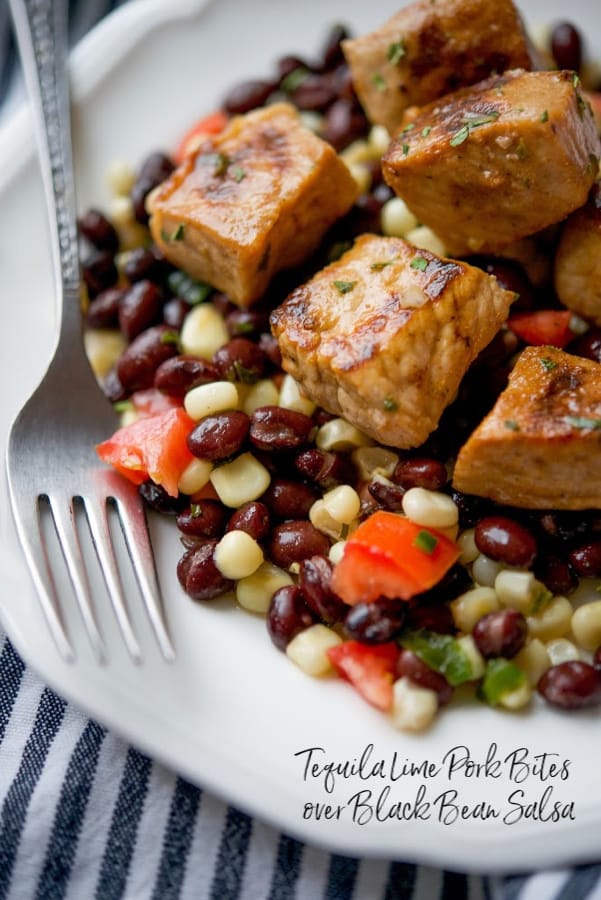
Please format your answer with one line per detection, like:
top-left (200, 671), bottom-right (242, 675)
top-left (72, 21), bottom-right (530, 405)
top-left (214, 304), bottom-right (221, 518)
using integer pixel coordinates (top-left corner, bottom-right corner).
top-left (342, 0), bottom-right (534, 135)
top-left (149, 103), bottom-right (359, 307)
top-left (382, 70), bottom-right (601, 255)
top-left (554, 183), bottom-right (601, 326)
top-left (270, 235), bottom-right (514, 448)
top-left (453, 346), bottom-right (601, 509)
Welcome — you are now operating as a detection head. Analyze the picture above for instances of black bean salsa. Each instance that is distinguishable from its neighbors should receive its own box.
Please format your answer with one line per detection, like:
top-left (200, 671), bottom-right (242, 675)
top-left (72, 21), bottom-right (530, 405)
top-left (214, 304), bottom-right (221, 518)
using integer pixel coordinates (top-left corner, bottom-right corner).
top-left (80, 16), bottom-right (601, 731)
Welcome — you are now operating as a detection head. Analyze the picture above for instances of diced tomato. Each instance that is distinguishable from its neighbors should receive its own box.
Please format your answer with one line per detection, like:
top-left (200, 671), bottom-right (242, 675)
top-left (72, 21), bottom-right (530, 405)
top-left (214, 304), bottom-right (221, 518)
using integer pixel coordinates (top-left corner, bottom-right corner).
top-left (327, 641), bottom-right (400, 711)
top-left (174, 110), bottom-right (229, 164)
top-left (131, 388), bottom-right (181, 417)
top-left (331, 511), bottom-right (460, 606)
top-left (96, 408), bottom-right (196, 497)
top-left (507, 310), bottom-right (573, 348)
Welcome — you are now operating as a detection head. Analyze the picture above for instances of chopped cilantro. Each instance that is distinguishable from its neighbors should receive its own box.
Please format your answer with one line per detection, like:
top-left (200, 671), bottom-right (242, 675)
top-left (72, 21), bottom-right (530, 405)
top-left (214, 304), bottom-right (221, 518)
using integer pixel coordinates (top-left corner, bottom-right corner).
top-left (190, 503), bottom-right (203, 518)
top-left (387, 39), bottom-right (407, 65)
top-left (539, 357), bottom-right (558, 371)
top-left (383, 396), bottom-right (398, 412)
top-left (199, 151), bottom-right (231, 176)
top-left (504, 420), bottom-right (520, 431)
top-left (421, 126), bottom-right (432, 137)
top-left (565, 416), bottom-right (601, 431)
top-left (540, 110), bottom-right (549, 123)
top-left (167, 270), bottom-right (213, 305)
top-left (160, 223), bottom-right (185, 242)
top-left (371, 259), bottom-right (395, 271)
top-left (450, 124), bottom-right (470, 147)
top-left (280, 67), bottom-right (310, 93)
top-left (400, 122), bottom-right (415, 134)
top-left (231, 165), bottom-right (247, 183)
top-left (402, 143), bottom-right (410, 156)
top-left (372, 73), bottom-right (387, 91)
top-left (450, 110), bottom-right (500, 147)
top-left (160, 330), bottom-right (180, 347)
top-left (233, 361), bottom-right (259, 385)
top-left (332, 280), bottom-right (357, 294)
top-left (410, 256), bottom-right (428, 272)
top-left (414, 530), bottom-right (438, 554)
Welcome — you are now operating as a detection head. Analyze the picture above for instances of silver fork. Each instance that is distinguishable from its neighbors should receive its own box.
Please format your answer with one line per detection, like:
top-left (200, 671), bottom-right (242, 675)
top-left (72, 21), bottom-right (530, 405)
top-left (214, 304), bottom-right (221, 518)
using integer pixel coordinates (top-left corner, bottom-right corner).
top-left (6, 0), bottom-right (175, 665)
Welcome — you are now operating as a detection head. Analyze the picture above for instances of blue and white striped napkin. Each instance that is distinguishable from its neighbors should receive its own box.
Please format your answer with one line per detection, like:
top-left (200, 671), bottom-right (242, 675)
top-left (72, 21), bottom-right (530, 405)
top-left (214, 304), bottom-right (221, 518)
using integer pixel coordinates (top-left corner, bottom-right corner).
top-left (2, 2), bottom-right (601, 897)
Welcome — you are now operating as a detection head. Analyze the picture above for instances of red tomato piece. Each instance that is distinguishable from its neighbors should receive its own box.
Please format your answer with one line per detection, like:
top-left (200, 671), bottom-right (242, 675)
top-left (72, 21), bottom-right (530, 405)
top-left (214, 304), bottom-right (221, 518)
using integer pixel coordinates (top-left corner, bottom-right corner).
top-left (331, 511), bottom-right (460, 606)
top-left (507, 310), bottom-right (573, 348)
top-left (327, 641), bottom-right (400, 711)
top-left (174, 110), bottom-right (229, 164)
top-left (131, 388), bottom-right (181, 417)
top-left (96, 408), bottom-right (196, 497)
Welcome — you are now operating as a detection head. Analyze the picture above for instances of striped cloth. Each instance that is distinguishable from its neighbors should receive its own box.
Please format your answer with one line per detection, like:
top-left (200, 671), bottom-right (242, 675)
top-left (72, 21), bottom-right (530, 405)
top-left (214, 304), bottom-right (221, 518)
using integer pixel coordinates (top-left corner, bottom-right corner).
top-left (2, 3), bottom-right (601, 898)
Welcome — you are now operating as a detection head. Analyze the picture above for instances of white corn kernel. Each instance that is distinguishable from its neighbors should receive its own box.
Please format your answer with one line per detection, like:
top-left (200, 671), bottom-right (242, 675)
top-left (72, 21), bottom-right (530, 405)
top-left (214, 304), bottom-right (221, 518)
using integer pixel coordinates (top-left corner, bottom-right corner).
top-left (180, 303), bottom-right (229, 358)
top-left (215, 530), bottom-right (264, 580)
top-left (106, 160), bottom-right (135, 196)
top-left (210, 453), bottom-right (270, 508)
top-left (457, 634), bottom-right (486, 680)
top-left (451, 587), bottom-right (499, 634)
top-left (309, 499), bottom-right (344, 540)
top-left (322, 485), bottom-right (361, 525)
top-left (236, 562), bottom-right (292, 614)
top-left (368, 124), bottom-right (391, 155)
top-left (473, 554), bottom-right (505, 588)
top-left (345, 161), bottom-right (371, 194)
top-left (527, 596), bottom-right (573, 642)
top-left (458, 528), bottom-right (479, 565)
top-left (329, 541), bottom-right (347, 565)
top-left (299, 111), bottom-right (324, 133)
top-left (351, 446), bottom-right (398, 480)
top-left (286, 624), bottom-right (342, 676)
top-left (340, 139), bottom-right (372, 166)
top-left (494, 570), bottom-right (547, 611)
top-left (84, 329), bottom-right (126, 379)
top-left (406, 225), bottom-right (447, 256)
top-left (513, 639), bottom-right (551, 686)
top-left (499, 680), bottom-right (532, 711)
top-left (546, 638), bottom-right (581, 666)
top-left (380, 197), bottom-right (419, 237)
top-left (316, 418), bottom-right (372, 452)
top-left (243, 378), bottom-right (280, 415)
top-left (177, 458), bottom-right (213, 495)
top-left (391, 678), bottom-right (438, 732)
top-left (184, 381), bottom-right (239, 421)
top-left (278, 374), bottom-right (316, 416)
top-left (402, 487), bottom-right (458, 529)
top-left (571, 600), bottom-right (601, 652)
top-left (109, 194), bottom-right (135, 226)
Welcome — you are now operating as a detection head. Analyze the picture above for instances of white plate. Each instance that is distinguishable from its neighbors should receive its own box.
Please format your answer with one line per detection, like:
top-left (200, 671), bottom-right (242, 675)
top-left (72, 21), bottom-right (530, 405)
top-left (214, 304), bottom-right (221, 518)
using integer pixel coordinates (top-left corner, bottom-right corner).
top-left (0, 0), bottom-right (600, 875)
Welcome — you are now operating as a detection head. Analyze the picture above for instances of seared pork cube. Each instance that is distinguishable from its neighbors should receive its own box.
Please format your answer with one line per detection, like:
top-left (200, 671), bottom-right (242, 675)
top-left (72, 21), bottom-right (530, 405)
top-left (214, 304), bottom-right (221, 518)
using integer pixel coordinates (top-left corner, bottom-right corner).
top-left (453, 346), bottom-right (601, 509)
top-left (149, 103), bottom-right (359, 307)
top-left (343, 0), bottom-right (533, 134)
top-left (270, 235), bottom-right (514, 448)
top-left (554, 183), bottom-right (601, 325)
top-left (382, 70), bottom-right (601, 255)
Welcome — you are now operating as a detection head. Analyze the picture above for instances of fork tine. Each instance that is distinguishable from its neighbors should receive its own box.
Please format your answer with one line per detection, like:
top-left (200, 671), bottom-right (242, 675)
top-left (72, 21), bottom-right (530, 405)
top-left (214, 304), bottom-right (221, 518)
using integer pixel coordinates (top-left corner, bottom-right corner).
top-left (11, 497), bottom-right (75, 662)
top-left (47, 493), bottom-right (106, 664)
top-left (83, 493), bottom-right (142, 664)
top-left (108, 478), bottom-right (176, 662)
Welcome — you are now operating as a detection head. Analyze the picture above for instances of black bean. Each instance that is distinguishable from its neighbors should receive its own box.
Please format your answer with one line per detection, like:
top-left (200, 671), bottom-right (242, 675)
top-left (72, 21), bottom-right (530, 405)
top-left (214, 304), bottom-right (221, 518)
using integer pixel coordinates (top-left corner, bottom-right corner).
top-left (551, 22), bottom-right (583, 72)
top-left (223, 79), bottom-right (274, 115)
top-left (451, 490), bottom-right (492, 529)
top-left (85, 287), bottom-right (124, 329)
top-left (475, 516), bottom-right (537, 568)
top-left (368, 479), bottom-right (405, 512)
top-left (102, 368), bottom-right (127, 404)
top-left (226, 501), bottom-right (271, 542)
top-left (225, 308), bottom-right (270, 339)
top-left (154, 355), bottom-right (220, 397)
top-left (467, 257), bottom-right (535, 311)
top-left (187, 411), bottom-right (250, 461)
top-left (213, 338), bottom-right (267, 383)
top-left (290, 74), bottom-right (338, 111)
top-left (250, 406), bottom-right (314, 452)
top-left (393, 457), bottom-right (448, 491)
top-left (270, 523), bottom-right (330, 570)
top-left (78, 209), bottom-right (118, 253)
top-left (593, 647), bottom-right (601, 673)
top-left (139, 481), bottom-right (185, 515)
top-left (178, 541), bottom-right (233, 601)
top-left (81, 248), bottom-right (118, 297)
top-left (294, 448), bottom-right (354, 489)
top-left (299, 555), bottom-right (347, 624)
top-left (177, 501), bottom-right (228, 539)
top-left (116, 325), bottom-right (179, 392)
top-left (569, 539), bottom-right (601, 578)
top-left (320, 23), bottom-right (350, 70)
top-left (569, 327), bottom-right (601, 363)
top-left (321, 98), bottom-right (368, 151)
top-left (122, 247), bottom-right (162, 284)
top-left (131, 152), bottom-right (174, 223)
top-left (267, 585), bottom-right (317, 650)
top-left (261, 478), bottom-right (319, 520)
top-left (538, 661), bottom-right (601, 709)
top-left (396, 649), bottom-right (453, 705)
top-left (413, 563), bottom-right (473, 606)
top-left (162, 298), bottom-right (190, 330)
top-left (119, 280), bottom-right (163, 340)
top-left (534, 554), bottom-right (578, 596)
top-left (473, 609), bottom-right (528, 659)
top-left (258, 333), bottom-right (282, 368)
top-left (344, 596), bottom-right (406, 644)
top-left (406, 602), bottom-right (456, 635)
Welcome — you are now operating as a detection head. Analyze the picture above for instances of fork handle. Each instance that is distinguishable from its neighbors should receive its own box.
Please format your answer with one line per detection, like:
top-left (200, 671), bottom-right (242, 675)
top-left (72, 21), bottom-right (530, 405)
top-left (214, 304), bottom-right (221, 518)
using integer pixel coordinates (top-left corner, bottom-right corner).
top-left (9, 0), bottom-right (80, 309)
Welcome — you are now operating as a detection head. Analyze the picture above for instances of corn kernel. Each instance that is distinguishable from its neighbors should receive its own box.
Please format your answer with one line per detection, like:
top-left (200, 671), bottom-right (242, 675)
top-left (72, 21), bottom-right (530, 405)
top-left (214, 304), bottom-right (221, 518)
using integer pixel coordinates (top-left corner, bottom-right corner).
top-left (345, 161), bottom-right (371, 194)
top-left (351, 446), bottom-right (398, 480)
top-left (451, 587), bottom-right (499, 634)
top-left (513, 639), bottom-right (550, 686)
top-left (329, 541), bottom-right (347, 565)
top-left (527, 596), bottom-right (573, 642)
top-left (571, 600), bottom-right (601, 651)
top-left (458, 528), bottom-right (479, 565)
top-left (177, 458), bottom-right (213, 495)
top-left (210, 453), bottom-right (271, 508)
top-left (368, 125), bottom-right (391, 155)
top-left (457, 634), bottom-right (486, 680)
top-left (316, 418), bottom-right (372, 451)
top-left (278, 374), bottom-right (316, 416)
top-left (546, 638), bottom-right (581, 665)
top-left (84, 329), bottom-right (126, 379)
top-left (109, 194), bottom-right (135, 226)
top-left (340, 139), bottom-right (372, 166)
top-left (215, 530), bottom-right (264, 580)
top-left (322, 485), bottom-right (361, 525)
top-left (406, 225), bottom-right (447, 256)
top-left (184, 381), bottom-right (239, 421)
top-left (286, 624), bottom-right (342, 676)
top-left (106, 160), bottom-right (135, 196)
top-left (402, 487), bottom-right (458, 529)
top-left (494, 570), bottom-right (547, 611)
top-left (309, 499), bottom-right (344, 540)
top-left (243, 379), bottom-right (280, 415)
top-left (380, 197), bottom-right (418, 237)
top-left (236, 562), bottom-right (292, 614)
top-left (180, 304), bottom-right (229, 358)
top-left (391, 678), bottom-right (438, 732)
top-left (472, 554), bottom-right (505, 588)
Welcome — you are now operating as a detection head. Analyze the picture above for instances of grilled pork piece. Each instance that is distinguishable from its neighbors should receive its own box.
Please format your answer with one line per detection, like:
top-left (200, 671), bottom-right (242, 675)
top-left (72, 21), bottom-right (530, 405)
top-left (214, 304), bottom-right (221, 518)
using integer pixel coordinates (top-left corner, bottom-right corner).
top-left (554, 183), bottom-right (601, 325)
top-left (453, 346), bottom-right (601, 509)
top-left (270, 235), bottom-right (514, 448)
top-left (382, 70), bottom-right (601, 255)
top-left (148, 103), bottom-right (359, 307)
top-left (342, 0), bottom-right (534, 134)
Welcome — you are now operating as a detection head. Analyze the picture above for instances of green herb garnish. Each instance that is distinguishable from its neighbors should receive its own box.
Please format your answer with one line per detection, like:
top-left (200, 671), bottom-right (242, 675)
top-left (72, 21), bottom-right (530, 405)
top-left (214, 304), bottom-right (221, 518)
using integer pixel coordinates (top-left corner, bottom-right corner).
top-left (421, 126), bottom-right (432, 137)
top-left (504, 420), bottom-right (520, 431)
top-left (233, 361), bottom-right (259, 385)
top-left (231, 165), bottom-right (247, 183)
top-left (371, 259), bottom-right (395, 271)
top-left (400, 122), bottom-right (415, 134)
top-left (161, 223), bottom-right (185, 242)
top-left (414, 530), bottom-right (438, 555)
top-left (167, 270), bottom-right (213, 305)
top-left (450, 110), bottom-right (500, 146)
top-left (410, 256), bottom-right (428, 271)
top-left (372, 73), bottom-right (387, 92)
top-left (540, 110), bottom-right (549, 123)
top-left (332, 280), bottom-right (357, 294)
top-left (199, 151), bottom-right (231, 176)
top-left (388, 40), bottom-right (406, 65)
top-left (280, 67), bottom-right (310, 93)
top-left (565, 416), bottom-right (601, 431)
top-left (160, 330), bottom-right (180, 347)
top-left (539, 357), bottom-right (558, 371)
top-left (402, 143), bottom-right (410, 156)
top-left (190, 503), bottom-right (203, 518)
top-left (383, 396), bottom-right (398, 412)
